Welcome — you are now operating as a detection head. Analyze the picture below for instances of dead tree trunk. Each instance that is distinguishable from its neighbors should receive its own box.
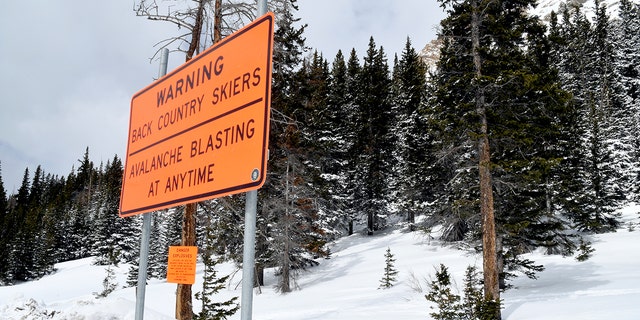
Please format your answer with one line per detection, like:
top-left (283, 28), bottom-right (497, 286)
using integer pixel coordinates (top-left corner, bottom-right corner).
top-left (214, 0), bottom-right (222, 44)
top-left (471, 0), bottom-right (501, 318)
top-left (185, 0), bottom-right (206, 61)
top-left (176, 3), bottom-right (206, 317)
top-left (280, 159), bottom-right (292, 293)
top-left (176, 202), bottom-right (197, 320)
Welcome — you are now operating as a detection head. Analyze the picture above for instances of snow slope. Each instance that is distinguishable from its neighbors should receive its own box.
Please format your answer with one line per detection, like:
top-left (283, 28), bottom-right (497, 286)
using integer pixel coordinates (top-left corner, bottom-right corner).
top-left (532, 0), bottom-right (638, 21)
top-left (1, 205), bottom-right (639, 319)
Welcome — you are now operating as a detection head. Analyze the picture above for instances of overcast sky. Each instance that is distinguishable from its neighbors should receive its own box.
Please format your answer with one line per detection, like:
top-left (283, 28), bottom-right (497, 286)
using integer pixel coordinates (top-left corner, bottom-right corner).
top-left (0, 0), bottom-right (445, 193)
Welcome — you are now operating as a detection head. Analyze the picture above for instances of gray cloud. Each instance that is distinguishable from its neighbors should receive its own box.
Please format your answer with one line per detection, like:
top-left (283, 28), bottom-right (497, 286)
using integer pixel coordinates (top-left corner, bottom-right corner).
top-left (1, 1), bottom-right (177, 191)
top-left (298, 0), bottom-right (445, 58)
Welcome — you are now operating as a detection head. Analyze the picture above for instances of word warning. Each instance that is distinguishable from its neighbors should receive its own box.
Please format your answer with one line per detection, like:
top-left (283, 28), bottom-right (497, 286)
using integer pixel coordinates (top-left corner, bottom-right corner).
top-left (120, 13), bottom-right (274, 217)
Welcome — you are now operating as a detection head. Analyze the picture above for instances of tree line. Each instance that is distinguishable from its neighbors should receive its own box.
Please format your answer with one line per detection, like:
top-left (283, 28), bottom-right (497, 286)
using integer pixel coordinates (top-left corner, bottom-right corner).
top-left (1, 1), bottom-right (639, 311)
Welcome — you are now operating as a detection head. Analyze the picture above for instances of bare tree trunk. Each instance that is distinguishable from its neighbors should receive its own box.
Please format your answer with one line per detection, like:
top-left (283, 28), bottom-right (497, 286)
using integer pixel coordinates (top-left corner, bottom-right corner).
top-left (281, 233), bottom-right (291, 292)
top-left (255, 263), bottom-right (264, 287)
top-left (213, 0), bottom-right (222, 44)
top-left (471, 1), bottom-right (501, 318)
top-left (281, 159), bottom-right (291, 293)
top-left (175, 2), bottom-right (208, 317)
top-left (186, 0), bottom-right (206, 61)
top-left (176, 202), bottom-right (197, 320)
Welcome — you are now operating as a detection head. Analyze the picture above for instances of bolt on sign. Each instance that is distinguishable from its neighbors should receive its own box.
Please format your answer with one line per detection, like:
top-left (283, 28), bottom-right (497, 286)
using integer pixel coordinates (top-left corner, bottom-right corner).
top-left (119, 13), bottom-right (274, 217)
top-left (167, 246), bottom-right (198, 284)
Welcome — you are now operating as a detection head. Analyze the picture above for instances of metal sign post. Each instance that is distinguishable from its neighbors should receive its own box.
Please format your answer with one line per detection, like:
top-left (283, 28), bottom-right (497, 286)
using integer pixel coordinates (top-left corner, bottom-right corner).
top-left (240, 190), bottom-right (258, 320)
top-left (240, 4), bottom-right (267, 320)
top-left (134, 48), bottom-right (169, 320)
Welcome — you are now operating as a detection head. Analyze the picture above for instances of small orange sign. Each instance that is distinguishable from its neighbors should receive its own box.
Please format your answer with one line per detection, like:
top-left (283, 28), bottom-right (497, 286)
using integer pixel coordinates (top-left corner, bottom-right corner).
top-left (120, 13), bottom-right (274, 217)
top-left (167, 246), bottom-right (198, 284)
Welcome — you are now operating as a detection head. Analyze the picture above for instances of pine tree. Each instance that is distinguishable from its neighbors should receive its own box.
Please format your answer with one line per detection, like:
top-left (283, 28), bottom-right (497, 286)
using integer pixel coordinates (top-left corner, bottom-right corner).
top-left (66, 148), bottom-right (96, 260)
top-left (266, 122), bottom-right (326, 293)
top-left (0, 162), bottom-right (10, 283)
top-left (4, 165), bottom-right (88, 282)
top-left (21, 166), bottom-right (44, 279)
top-left (43, 173), bottom-right (72, 265)
top-left (147, 211), bottom-right (167, 279)
top-left (545, 8), bottom-right (586, 255)
top-left (350, 37), bottom-right (394, 235)
top-left (553, 2), bottom-right (622, 232)
top-left (126, 264), bottom-right (141, 288)
top-left (391, 37), bottom-right (430, 225)
top-left (125, 216), bottom-right (145, 287)
top-left (270, 0), bottom-right (307, 117)
top-left (427, 0), bottom-right (483, 243)
top-left (259, 0), bottom-right (329, 292)
top-left (194, 223), bottom-right (239, 320)
top-left (461, 266), bottom-right (484, 319)
top-left (425, 264), bottom-right (501, 320)
top-left (613, 0), bottom-right (640, 201)
top-left (425, 264), bottom-right (463, 320)
top-left (8, 168), bottom-right (32, 281)
top-left (199, 198), bottom-right (245, 265)
top-left (378, 247), bottom-right (399, 289)
top-left (95, 264), bottom-right (118, 298)
top-left (56, 168), bottom-right (77, 262)
top-left (165, 207), bottom-right (185, 248)
top-left (432, 1), bottom-right (574, 305)
top-left (93, 155), bottom-right (125, 265)
top-left (319, 49), bottom-right (353, 236)
top-left (575, 238), bottom-right (596, 262)
top-left (343, 48), bottom-right (364, 235)
top-left (297, 51), bottom-right (343, 242)
top-left (28, 166), bottom-right (56, 278)
top-left (587, 0), bottom-right (624, 230)
top-left (125, 212), bottom-right (147, 288)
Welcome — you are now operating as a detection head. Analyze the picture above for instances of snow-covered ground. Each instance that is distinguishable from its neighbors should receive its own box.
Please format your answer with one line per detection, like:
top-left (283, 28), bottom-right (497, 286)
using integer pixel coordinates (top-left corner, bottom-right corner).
top-left (1, 204), bottom-right (639, 319)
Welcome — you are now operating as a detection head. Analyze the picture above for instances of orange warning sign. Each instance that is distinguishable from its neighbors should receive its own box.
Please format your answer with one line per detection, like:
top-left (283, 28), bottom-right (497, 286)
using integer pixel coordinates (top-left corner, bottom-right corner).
top-left (120, 13), bottom-right (274, 217)
top-left (167, 246), bottom-right (198, 284)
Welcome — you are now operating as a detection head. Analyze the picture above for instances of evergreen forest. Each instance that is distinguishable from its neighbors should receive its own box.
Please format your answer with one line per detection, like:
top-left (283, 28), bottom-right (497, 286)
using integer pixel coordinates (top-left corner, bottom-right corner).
top-left (1, 0), bottom-right (639, 312)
